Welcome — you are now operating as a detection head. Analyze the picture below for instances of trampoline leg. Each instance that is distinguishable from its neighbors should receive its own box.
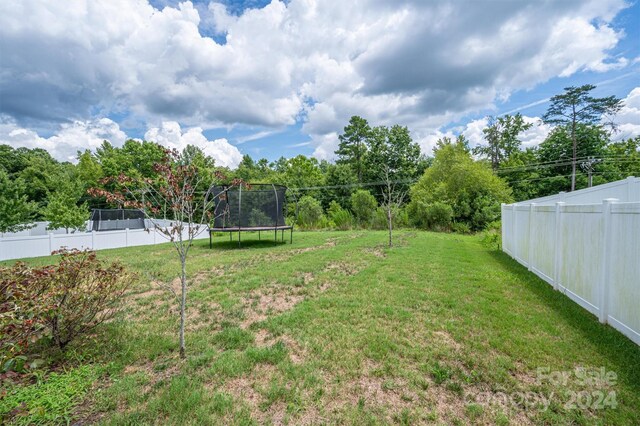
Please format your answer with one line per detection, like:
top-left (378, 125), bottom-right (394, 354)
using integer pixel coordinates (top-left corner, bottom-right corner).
top-left (274, 228), bottom-right (277, 246)
top-left (290, 228), bottom-right (293, 244)
top-left (259, 230), bottom-right (261, 240)
top-left (229, 232), bottom-right (232, 242)
top-left (238, 230), bottom-right (241, 248)
top-left (209, 232), bottom-right (212, 249)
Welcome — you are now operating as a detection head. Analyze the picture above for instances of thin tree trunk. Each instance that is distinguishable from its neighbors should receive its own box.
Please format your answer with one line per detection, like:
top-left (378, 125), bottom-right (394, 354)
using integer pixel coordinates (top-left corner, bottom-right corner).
top-left (571, 111), bottom-right (576, 192)
top-left (179, 257), bottom-right (186, 358)
top-left (571, 132), bottom-right (577, 192)
top-left (387, 208), bottom-right (392, 248)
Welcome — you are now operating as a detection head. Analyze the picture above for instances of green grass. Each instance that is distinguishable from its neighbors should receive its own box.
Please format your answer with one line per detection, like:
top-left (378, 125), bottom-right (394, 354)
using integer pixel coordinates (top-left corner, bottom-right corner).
top-left (2, 230), bottom-right (639, 425)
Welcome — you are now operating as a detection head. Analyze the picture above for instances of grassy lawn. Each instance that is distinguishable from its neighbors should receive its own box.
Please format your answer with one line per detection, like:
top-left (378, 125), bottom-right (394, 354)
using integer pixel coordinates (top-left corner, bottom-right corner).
top-left (2, 230), bottom-right (639, 425)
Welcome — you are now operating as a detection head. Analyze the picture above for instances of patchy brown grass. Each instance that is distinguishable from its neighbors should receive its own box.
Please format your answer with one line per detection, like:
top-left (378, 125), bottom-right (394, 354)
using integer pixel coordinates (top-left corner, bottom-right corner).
top-left (364, 246), bottom-right (386, 258)
top-left (432, 330), bottom-right (462, 351)
top-left (254, 331), bottom-right (307, 365)
top-left (323, 261), bottom-right (363, 276)
top-left (240, 288), bottom-right (305, 329)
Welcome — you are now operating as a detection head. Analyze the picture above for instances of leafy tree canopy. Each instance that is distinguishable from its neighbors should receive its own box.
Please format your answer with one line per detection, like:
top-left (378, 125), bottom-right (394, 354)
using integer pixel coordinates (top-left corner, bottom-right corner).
top-left (42, 178), bottom-right (90, 234)
top-left (409, 136), bottom-right (513, 230)
top-left (0, 170), bottom-right (37, 233)
top-left (336, 116), bottom-right (371, 182)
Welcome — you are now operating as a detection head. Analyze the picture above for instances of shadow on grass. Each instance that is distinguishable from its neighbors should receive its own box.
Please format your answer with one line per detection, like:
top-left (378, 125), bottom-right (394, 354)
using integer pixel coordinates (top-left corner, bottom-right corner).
top-left (206, 235), bottom-right (291, 251)
top-left (488, 249), bottom-right (640, 388)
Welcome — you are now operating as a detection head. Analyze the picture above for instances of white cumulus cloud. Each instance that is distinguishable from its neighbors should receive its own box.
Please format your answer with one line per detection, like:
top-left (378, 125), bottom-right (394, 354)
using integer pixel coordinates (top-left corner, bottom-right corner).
top-left (0, 0), bottom-right (635, 159)
top-left (144, 121), bottom-right (243, 168)
top-left (614, 87), bottom-right (640, 141)
top-left (0, 116), bottom-right (127, 161)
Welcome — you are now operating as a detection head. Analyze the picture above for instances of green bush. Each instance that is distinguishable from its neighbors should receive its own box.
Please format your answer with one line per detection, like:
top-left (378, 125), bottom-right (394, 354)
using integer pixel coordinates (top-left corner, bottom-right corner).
top-left (371, 207), bottom-right (388, 230)
top-left (350, 189), bottom-right (377, 227)
top-left (481, 220), bottom-right (502, 250)
top-left (394, 207), bottom-right (409, 228)
top-left (451, 222), bottom-right (471, 234)
top-left (296, 196), bottom-right (324, 229)
top-left (409, 201), bottom-right (453, 231)
top-left (372, 206), bottom-right (410, 230)
top-left (327, 201), bottom-right (353, 230)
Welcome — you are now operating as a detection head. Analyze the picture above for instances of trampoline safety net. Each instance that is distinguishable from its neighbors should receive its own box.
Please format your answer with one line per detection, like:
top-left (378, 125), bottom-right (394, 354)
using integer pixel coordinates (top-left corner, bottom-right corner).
top-left (90, 209), bottom-right (146, 232)
top-left (210, 184), bottom-right (287, 228)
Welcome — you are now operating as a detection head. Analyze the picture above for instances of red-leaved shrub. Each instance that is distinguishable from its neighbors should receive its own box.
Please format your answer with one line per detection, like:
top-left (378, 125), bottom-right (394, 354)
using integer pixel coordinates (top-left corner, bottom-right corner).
top-left (0, 249), bottom-right (129, 371)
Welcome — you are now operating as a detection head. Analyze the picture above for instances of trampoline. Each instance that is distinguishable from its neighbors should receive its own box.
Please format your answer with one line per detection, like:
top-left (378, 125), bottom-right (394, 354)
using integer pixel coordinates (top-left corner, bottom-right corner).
top-left (90, 209), bottom-right (145, 232)
top-left (207, 183), bottom-right (293, 247)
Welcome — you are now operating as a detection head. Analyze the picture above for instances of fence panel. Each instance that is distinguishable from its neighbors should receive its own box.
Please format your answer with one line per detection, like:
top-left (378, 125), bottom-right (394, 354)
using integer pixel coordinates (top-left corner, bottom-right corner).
top-left (514, 206), bottom-right (530, 265)
top-left (529, 206), bottom-right (555, 282)
top-left (502, 185), bottom-right (640, 346)
top-left (557, 205), bottom-right (603, 315)
top-left (607, 203), bottom-right (640, 344)
top-left (0, 225), bottom-right (209, 262)
top-left (0, 235), bottom-right (51, 260)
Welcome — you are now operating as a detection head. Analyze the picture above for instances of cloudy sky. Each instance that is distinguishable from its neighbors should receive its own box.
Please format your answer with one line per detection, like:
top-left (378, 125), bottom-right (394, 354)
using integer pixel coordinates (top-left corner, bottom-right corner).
top-left (1, 0), bottom-right (639, 168)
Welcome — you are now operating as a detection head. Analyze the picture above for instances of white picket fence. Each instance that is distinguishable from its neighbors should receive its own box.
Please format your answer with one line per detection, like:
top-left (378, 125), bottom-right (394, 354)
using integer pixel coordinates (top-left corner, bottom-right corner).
top-left (0, 221), bottom-right (209, 262)
top-left (501, 177), bottom-right (640, 346)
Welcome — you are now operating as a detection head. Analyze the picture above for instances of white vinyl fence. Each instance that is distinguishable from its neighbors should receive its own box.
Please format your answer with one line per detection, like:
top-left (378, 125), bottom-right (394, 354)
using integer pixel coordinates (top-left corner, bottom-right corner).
top-left (501, 177), bottom-right (640, 346)
top-left (0, 221), bottom-right (209, 262)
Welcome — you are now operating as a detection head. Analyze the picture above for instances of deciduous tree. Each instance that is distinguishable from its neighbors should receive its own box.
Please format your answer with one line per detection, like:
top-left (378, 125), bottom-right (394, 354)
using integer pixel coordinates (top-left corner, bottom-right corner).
top-left (473, 113), bottom-right (532, 170)
top-left (380, 165), bottom-right (407, 248)
top-left (89, 149), bottom-right (241, 358)
top-left (0, 170), bottom-right (37, 234)
top-left (43, 179), bottom-right (89, 234)
top-left (408, 136), bottom-right (512, 231)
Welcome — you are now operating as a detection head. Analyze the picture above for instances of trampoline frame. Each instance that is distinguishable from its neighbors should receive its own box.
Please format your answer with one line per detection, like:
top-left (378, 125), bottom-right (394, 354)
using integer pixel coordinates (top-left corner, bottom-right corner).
top-left (206, 183), bottom-right (294, 248)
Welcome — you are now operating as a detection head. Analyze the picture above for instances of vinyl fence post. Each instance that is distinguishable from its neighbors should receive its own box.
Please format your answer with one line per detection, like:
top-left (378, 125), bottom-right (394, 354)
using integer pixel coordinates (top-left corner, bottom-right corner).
top-left (598, 198), bottom-right (617, 324)
top-left (513, 205), bottom-right (518, 260)
top-left (125, 228), bottom-right (129, 247)
top-left (49, 232), bottom-right (54, 255)
top-left (553, 202), bottom-right (565, 290)
top-left (527, 203), bottom-right (536, 271)
top-left (501, 203), bottom-right (506, 252)
top-left (627, 176), bottom-right (635, 201)
top-left (91, 230), bottom-right (96, 250)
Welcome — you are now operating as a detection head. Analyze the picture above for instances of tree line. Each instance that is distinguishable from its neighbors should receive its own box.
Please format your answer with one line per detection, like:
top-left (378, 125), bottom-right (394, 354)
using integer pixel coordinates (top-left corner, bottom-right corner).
top-left (1, 84), bottom-right (638, 235)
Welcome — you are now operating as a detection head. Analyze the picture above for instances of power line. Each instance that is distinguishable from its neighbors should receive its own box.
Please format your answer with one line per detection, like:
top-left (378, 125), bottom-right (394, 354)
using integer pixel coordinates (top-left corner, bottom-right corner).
top-left (495, 156), bottom-right (637, 174)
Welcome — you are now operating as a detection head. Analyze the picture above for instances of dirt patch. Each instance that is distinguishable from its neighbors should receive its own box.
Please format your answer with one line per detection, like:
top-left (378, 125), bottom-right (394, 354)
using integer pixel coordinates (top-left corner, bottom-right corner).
top-left (217, 364), bottom-right (287, 424)
top-left (294, 238), bottom-right (337, 254)
top-left (189, 266), bottom-right (226, 286)
top-left (364, 246), bottom-right (386, 258)
top-left (186, 303), bottom-right (223, 332)
top-left (299, 272), bottom-right (315, 285)
top-left (323, 261), bottom-right (362, 276)
top-left (129, 280), bottom-right (175, 304)
top-left (240, 289), bottom-right (304, 329)
top-left (315, 280), bottom-right (333, 293)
